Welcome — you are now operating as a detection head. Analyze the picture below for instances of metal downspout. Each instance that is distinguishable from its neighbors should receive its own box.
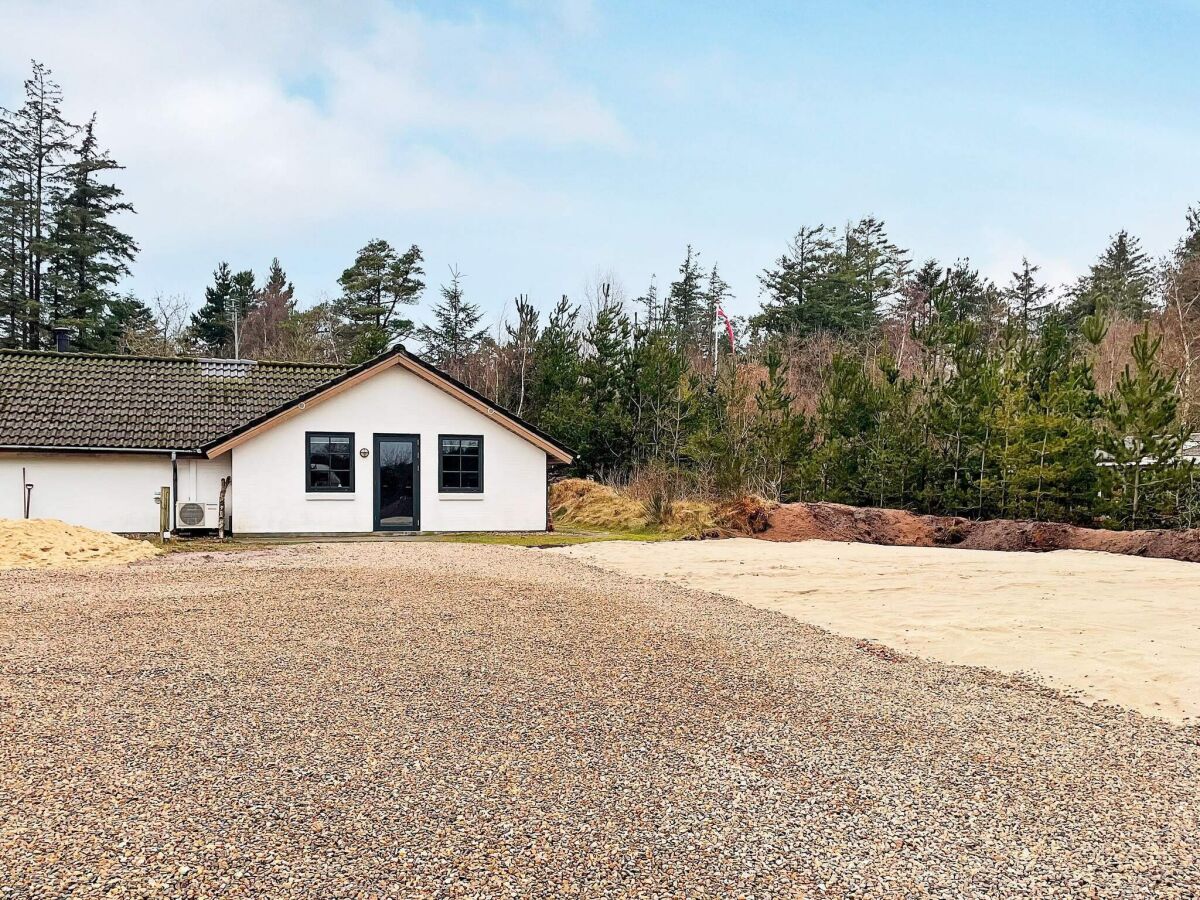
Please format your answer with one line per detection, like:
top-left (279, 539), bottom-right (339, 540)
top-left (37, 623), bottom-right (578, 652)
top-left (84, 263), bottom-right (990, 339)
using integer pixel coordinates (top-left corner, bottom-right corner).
top-left (170, 451), bottom-right (178, 534)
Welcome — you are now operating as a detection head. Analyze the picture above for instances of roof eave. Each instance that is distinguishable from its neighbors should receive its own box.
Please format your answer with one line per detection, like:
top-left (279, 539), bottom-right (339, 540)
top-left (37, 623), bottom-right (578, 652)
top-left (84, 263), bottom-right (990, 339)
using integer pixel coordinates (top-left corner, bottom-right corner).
top-left (0, 445), bottom-right (204, 456)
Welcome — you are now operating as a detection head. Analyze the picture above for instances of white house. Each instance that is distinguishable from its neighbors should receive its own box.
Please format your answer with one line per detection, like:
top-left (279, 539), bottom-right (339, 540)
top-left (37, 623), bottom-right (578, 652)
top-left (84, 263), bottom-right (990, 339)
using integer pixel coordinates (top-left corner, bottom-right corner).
top-left (0, 345), bottom-right (572, 535)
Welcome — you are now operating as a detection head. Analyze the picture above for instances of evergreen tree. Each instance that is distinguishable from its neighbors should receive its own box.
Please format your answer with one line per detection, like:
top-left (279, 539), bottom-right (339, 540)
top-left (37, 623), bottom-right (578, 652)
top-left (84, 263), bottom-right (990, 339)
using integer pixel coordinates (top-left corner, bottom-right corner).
top-left (841, 216), bottom-right (908, 328)
top-left (0, 61), bottom-right (77, 348)
top-left (189, 262), bottom-right (235, 354)
top-left (92, 292), bottom-right (154, 354)
top-left (578, 295), bottom-right (634, 474)
top-left (753, 225), bottom-right (838, 335)
top-left (44, 115), bottom-right (137, 350)
top-left (634, 274), bottom-right (660, 329)
top-left (504, 294), bottom-right (539, 417)
top-left (1066, 230), bottom-right (1156, 325)
top-left (752, 344), bottom-right (807, 500)
top-left (754, 222), bottom-right (899, 336)
top-left (528, 295), bottom-right (586, 455)
top-left (628, 327), bottom-right (696, 464)
top-left (1099, 325), bottom-right (1189, 526)
top-left (664, 245), bottom-right (706, 349)
top-left (336, 239), bottom-right (424, 362)
top-left (241, 258), bottom-right (296, 360)
top-left (416, 268), bottom-right (487, 376)
top-left (1003, 257), bottom-right (1052, 333)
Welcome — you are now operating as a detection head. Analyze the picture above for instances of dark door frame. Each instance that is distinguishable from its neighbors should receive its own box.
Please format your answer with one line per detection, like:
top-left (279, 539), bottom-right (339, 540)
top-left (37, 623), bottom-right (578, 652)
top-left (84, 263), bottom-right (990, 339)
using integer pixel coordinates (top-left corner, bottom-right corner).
top-left (373, 433), bottom-right (421, 531)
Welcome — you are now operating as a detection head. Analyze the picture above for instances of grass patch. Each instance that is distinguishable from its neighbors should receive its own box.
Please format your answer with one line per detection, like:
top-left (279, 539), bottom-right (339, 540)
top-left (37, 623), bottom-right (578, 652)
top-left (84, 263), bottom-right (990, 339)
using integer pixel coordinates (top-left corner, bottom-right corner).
top-left (153, 537), bottom-right (281, 554)
top-left (429, 528), bottom-right (681, 548)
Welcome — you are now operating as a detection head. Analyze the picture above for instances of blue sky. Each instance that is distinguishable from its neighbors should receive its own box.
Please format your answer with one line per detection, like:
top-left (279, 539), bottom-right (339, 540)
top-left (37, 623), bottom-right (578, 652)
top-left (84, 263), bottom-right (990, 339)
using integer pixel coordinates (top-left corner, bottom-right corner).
top-left (3, 0), bottom-right (1198, 329)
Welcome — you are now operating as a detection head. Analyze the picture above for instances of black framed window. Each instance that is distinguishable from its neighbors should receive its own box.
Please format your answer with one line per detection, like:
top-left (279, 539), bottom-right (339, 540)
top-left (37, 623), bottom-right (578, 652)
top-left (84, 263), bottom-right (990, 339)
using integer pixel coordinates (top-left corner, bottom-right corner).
top-left (439, 435), bottom-right (483, 493)
top-left (306, 431), bottom-right (355, 492)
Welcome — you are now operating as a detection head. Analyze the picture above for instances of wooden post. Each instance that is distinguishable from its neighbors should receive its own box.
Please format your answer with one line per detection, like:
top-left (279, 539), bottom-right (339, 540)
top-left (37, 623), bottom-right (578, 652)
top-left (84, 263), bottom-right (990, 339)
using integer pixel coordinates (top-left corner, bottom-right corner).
top-left (159, 485), bottom-right (171, 543)
top-left (218, 477), bottom-right (230, 540)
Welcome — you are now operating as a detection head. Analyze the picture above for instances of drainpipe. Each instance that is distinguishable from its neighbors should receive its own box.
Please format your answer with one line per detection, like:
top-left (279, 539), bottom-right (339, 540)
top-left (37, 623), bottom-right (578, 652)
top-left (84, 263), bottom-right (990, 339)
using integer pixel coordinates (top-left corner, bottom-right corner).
top-left (170, 451), bottom-right (179, 535)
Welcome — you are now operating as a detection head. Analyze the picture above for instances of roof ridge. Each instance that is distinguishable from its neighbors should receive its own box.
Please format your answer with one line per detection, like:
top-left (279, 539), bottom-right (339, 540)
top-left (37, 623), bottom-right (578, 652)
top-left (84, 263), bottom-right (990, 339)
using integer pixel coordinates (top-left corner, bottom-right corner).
top-left (0, 348), bottom-right (348, 368)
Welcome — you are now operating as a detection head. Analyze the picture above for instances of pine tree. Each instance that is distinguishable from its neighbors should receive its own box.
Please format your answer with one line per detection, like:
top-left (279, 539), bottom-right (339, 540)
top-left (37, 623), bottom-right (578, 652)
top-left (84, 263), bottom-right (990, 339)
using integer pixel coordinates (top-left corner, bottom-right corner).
top-left (504, 294), bottom-right (539, 416)
top-left (578, 295), bottom-right (634, 474)
top-left (0, 61), bottom-right (78, 348)
top-left (336, 239), bottom-right (424, 362)
top-left (1099, 325), bottom-right (1188, 527)
top-left (753, 225), bottom-right (837, 336)
top-left (841, 216), bottom-right (908, 328)
top-left (93, 293), bottom-right (154, 354)
top-left (664, 245), bottom-right (706, 349)
top-left (189, 262), bottom-right (235, 354)
top-left (416, 268), bottom-right (487, 377)
top-left (1066, 230), bottom-right (1156, 325)
top-left (754, 222), bottom-right (897, 336)
top-left (752, 344), bottom-right (805, 500)
top-left (634, 275), bottom-right (660, 330)
top-left (44, 116), bottom-right (137, 350)
top-left (241, 258), bottom-right (296, 360)
top-left (1003, 257), bottom-right (1052, 333)
top-left (528, 295), bottom-right (586, 455)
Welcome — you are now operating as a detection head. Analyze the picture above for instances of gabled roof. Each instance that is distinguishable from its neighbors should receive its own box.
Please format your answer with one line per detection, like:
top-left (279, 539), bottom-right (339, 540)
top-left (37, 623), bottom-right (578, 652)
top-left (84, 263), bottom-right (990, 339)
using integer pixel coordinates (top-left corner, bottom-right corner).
top-left (202, 344), bottom-right (573, 464)
top-left (0, 346), bottom-right (574, 464)
top-left (0, 349), bottom-right (346, 453)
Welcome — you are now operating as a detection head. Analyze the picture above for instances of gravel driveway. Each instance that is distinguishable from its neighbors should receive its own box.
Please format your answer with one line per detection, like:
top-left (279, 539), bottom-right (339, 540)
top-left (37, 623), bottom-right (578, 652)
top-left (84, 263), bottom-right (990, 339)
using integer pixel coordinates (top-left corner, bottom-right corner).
top-left (1, 543), bottom-right (1197, 898)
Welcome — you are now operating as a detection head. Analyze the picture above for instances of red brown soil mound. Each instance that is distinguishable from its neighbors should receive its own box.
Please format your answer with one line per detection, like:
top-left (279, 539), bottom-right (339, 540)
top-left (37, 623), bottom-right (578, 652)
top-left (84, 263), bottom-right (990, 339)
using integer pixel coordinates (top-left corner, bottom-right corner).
top-left (760, 502), bottom-right (1200, 563)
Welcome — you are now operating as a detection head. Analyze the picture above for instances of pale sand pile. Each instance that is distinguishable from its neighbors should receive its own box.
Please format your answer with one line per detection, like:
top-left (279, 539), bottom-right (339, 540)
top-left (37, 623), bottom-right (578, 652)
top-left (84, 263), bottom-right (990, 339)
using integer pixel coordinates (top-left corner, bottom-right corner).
top-left (0, 518), bottom-right (160, 570)
top-left (557, 538), bottom-right (1200, 724)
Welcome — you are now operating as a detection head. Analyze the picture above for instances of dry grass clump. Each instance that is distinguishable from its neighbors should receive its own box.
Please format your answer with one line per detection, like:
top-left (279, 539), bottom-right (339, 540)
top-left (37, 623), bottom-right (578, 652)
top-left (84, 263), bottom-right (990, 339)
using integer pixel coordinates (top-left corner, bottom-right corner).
top-left (0, 518), bottom-right (160, 570)
top-left (550, 479), bottom-right (649, 530)
top-left (550, 478), bottom-right (773, 538)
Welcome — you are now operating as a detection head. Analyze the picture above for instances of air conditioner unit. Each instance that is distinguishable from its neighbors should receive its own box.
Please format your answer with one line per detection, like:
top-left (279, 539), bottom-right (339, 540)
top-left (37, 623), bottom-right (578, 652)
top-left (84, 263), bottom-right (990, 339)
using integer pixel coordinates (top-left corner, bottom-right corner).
top-left (176, 500), bottom-right (223, 530)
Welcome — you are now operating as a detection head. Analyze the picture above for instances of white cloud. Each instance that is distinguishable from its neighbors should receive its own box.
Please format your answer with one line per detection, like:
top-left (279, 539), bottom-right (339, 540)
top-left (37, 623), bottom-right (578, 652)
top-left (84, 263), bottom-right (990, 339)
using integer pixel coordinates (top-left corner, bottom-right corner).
top-left (0, 0), bottom-right (626, 271)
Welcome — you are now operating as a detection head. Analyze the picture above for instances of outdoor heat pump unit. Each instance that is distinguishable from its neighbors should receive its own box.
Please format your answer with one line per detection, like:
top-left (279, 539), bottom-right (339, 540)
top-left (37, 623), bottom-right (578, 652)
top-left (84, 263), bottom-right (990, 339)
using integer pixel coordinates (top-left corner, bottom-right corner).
top-left (175, 500), bottom-right (223, 530)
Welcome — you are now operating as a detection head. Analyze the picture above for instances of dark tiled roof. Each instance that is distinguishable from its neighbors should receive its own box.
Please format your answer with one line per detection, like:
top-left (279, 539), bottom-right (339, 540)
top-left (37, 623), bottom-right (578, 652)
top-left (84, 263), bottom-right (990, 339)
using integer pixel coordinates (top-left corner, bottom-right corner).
top-left (0, 350), bottom-right (347, 452)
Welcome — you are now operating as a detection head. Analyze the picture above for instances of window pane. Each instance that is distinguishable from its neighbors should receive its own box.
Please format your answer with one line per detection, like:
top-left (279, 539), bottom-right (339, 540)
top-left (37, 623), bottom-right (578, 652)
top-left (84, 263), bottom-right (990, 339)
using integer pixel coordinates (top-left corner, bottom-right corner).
top-left (460, 439), bottom-right (479, 456)
top-left (461, 470), bottom-right (479, 490)
top-left (308, 434), bottom-right (353, 491)
top-left (443, 454), bottom-right (461, 472)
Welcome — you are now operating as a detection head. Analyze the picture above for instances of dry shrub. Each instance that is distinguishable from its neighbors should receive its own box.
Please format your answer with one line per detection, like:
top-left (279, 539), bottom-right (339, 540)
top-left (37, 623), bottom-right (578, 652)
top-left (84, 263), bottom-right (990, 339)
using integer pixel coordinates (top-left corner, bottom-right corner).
top-left (550, 477), bottom-right (772, 538)
top-left (711, 496), bottom-right (774, 535)
top-left (549, 478), bottom-right (648, 530)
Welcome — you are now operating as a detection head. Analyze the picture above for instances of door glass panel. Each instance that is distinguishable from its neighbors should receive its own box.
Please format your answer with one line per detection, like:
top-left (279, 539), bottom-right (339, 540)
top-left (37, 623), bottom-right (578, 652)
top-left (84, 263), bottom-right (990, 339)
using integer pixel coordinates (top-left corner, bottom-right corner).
top-left (378, 439), bottom-right (415, 528)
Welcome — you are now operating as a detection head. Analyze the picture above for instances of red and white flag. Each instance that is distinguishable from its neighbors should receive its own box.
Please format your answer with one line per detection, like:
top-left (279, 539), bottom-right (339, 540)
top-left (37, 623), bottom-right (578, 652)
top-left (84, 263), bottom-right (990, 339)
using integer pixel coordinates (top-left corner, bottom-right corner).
top-left (716, 304), bottom-right (735, 349)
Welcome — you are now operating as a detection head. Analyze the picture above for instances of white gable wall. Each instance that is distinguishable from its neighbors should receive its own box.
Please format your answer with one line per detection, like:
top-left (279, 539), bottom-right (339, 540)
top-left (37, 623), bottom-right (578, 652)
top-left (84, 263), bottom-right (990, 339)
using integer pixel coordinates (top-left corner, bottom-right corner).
top-left (229, 366), bottom-right (549, 533)
top-left (0, 453), bottom-right (231, 533)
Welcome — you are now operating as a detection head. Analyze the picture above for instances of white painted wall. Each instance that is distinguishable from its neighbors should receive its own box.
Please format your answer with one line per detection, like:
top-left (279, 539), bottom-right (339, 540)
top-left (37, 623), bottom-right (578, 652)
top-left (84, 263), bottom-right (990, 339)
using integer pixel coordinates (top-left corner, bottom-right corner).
top-left (0, 453), bottom-right (231, 533)
top-left (229, 366), bottom-right (550, 533)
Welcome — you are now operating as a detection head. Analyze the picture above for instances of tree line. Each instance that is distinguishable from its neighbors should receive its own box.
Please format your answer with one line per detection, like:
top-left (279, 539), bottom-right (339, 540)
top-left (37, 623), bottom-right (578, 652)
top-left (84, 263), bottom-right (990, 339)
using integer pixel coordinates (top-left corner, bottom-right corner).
top-left (3, 61), bottom-right (1197, 529)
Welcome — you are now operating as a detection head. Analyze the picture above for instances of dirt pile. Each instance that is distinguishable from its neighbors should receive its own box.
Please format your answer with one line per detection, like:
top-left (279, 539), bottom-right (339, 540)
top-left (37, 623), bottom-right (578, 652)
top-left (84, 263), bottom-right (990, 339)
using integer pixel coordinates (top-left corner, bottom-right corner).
top-left (0, 518), bottom-right (160, 570)
top-left (761, 502), bottom-right (1200, 562)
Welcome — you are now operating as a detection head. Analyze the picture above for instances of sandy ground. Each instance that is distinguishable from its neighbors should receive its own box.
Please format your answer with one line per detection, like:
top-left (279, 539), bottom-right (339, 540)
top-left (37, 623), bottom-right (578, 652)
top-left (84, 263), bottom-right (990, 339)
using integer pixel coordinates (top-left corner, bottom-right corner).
top-left (0, 518), bottom-right (159, 569)
top-left (1, 543), bottom-right (1196, 896)
top-left (557, 538), bottom-right (1200, 725)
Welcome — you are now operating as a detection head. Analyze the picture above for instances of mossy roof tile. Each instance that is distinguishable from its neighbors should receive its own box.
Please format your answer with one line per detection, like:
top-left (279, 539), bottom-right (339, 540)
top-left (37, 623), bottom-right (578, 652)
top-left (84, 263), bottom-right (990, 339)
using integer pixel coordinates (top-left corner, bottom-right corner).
top-left (0, 350), bottom-right (347, 451)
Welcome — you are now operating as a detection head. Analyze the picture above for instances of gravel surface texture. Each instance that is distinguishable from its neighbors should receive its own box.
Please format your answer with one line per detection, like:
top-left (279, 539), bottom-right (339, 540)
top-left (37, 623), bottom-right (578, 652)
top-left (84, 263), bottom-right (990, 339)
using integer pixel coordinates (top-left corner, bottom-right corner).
top-left (0, 543), bottom-right (1197, 898)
